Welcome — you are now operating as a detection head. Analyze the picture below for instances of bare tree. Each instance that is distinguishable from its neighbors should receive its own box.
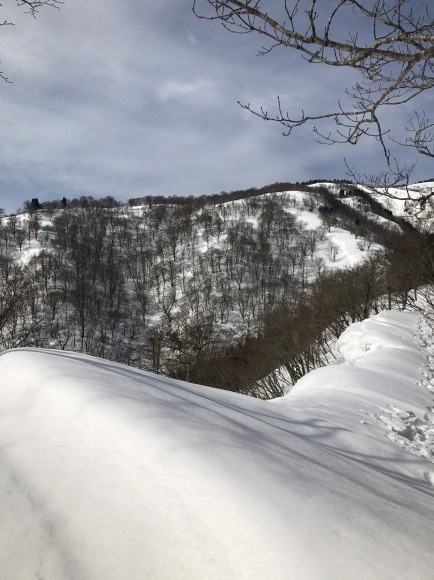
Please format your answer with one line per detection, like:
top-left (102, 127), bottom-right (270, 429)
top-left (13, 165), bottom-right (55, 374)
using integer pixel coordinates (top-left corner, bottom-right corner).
top-left (1, 0), bottom-right (62, 82)
top-left (194, 1), bottom-right (434, 198)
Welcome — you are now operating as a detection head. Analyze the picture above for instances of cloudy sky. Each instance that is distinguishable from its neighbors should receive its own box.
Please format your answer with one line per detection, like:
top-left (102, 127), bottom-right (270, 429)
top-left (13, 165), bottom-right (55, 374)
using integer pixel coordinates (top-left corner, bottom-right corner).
top-left (0, 0), bottom-right (432, 213)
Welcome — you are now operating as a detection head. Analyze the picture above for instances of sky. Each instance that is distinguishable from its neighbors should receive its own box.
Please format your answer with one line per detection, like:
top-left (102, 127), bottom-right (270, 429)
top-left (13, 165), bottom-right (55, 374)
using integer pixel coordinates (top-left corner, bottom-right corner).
top-left (0, 0), bottom-right (433, 214)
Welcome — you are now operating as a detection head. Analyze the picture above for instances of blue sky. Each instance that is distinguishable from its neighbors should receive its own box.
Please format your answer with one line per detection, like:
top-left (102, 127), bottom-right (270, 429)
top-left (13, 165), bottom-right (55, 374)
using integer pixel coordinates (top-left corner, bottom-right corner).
top-left (0, 0), bottom-right (432, 213)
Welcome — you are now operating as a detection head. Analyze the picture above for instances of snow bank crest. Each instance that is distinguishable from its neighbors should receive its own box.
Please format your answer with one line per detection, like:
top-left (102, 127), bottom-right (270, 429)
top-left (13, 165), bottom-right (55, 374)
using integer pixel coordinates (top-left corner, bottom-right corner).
top-left (336, 310), bottom-right (418, 365)
top-left (333, 310), bottom-right (434, 466)
top-left (1, 309), bottom-right (434, 578)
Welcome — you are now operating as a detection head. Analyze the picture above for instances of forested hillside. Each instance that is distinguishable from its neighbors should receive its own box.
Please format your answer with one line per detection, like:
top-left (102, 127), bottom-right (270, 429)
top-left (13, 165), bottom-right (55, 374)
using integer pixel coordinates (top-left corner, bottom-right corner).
top-left (0, 182), bottom-right (430, 397)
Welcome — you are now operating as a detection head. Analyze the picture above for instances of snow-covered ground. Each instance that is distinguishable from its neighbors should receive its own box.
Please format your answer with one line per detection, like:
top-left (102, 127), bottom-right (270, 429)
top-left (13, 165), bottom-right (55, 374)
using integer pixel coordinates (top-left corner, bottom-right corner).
top-left (1, 309), bottom-right (434, 579)
top-left (371, 182), bottom-right (434, 226)
top-left (308, 179), bottom-right (434, 230)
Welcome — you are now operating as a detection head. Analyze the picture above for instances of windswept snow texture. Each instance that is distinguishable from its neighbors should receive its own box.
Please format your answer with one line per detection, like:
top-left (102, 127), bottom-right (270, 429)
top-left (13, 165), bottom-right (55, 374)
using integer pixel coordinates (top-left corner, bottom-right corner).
top-left (1, 311), bottom-right (434, 579)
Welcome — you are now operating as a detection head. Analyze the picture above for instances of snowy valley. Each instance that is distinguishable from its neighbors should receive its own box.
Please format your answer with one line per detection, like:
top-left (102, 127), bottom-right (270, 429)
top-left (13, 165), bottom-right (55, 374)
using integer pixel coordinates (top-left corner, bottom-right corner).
top-left (1, 182), bottom-right (434, 578)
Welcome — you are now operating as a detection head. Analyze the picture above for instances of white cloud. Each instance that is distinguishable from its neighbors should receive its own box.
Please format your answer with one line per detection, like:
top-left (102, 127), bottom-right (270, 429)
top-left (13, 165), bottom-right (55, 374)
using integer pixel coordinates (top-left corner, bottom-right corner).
top-left (0, 0), bottom-right (430, 213)
top-left (187, 34), bottom-right (199, 45)
top-left (157, 78), bottom-right (216, 103)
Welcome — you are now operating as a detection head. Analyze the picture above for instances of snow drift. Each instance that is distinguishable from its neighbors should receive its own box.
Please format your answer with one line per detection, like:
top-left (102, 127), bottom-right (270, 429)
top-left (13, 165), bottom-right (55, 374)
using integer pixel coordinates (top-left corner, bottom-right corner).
top-left (0, 310), bottom-right (433, 579)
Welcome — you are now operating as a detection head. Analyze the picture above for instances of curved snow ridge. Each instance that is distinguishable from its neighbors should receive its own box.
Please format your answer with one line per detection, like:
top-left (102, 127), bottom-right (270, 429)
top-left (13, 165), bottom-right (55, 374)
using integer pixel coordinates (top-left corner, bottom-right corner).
top-left (288, 308), bottom-right (434, 474)
top-left (290, 311), bottom-right (427, 410)
top-left (1, 310), bottom-right (434, 579)
top-left (337, 310), bottom-right (419, 365)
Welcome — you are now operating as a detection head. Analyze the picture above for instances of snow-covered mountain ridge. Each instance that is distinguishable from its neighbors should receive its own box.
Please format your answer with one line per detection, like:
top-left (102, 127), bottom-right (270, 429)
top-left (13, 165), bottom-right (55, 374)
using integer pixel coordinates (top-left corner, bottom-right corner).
top-left (2, 184), bottom-right (409, 393)
top-left (1, 309), bottom-right (433, 578)
top-left (313, 179), bottom-right (434, 228)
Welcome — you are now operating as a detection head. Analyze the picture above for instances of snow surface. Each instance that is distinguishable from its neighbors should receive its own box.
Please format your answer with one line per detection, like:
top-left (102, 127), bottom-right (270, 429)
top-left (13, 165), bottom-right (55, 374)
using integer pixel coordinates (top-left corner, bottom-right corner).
top-left (360, 181), bottom-right (434, 227)
top-left (1, 310), bottom-right (434, 579)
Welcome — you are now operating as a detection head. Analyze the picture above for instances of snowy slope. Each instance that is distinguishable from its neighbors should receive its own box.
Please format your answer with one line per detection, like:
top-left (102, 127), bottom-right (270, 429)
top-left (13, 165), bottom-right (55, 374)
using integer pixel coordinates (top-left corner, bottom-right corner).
top-left (312, 180), bottom-right (434, 227)
top-left (0, 191), bottom-right (383, 370)
top-left (371, 182), bottom-right (434, 225)
top-left (1, 310), bottom-right (434, 579)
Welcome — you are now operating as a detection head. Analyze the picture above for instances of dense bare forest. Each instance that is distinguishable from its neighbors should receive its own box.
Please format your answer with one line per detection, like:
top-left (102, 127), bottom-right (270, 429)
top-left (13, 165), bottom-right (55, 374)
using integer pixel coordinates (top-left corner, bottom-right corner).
top-left (0, 182), bottom-right (431, 397)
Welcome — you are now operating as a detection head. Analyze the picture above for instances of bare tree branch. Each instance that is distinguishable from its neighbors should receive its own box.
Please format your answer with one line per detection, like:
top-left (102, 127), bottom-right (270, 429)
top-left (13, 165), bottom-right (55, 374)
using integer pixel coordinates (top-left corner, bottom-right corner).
top-left (1, 0), bottom-right (62, 82)
top-left (194, 0), bottom-right (434, 174)
top-left (16, 0), bottom-right (62, 18)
